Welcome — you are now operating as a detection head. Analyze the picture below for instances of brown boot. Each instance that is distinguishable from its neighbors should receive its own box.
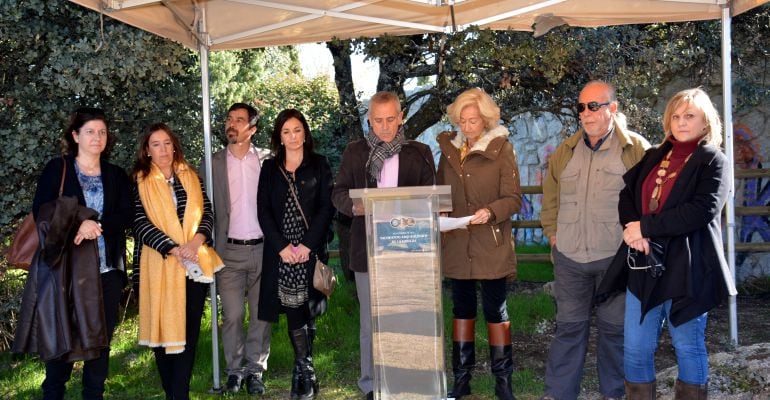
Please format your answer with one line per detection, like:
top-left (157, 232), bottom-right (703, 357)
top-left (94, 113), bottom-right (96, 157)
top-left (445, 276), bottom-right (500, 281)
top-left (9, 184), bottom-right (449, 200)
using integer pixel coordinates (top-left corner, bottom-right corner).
top-left (449, 319), bottom-right (475, 399)
top-left (488, 321), bottom-right (515, 400)
top-left (624, 380), bottom-right (656, 400)
top-left (674, 379), bottom-right (707, 400)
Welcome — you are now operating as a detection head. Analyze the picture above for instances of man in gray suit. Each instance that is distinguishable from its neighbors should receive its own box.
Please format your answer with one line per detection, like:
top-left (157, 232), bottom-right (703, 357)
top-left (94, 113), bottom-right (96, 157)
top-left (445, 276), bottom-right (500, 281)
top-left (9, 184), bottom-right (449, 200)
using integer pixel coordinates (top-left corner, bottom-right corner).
top-left (206, 103), bottom-right (271, 395)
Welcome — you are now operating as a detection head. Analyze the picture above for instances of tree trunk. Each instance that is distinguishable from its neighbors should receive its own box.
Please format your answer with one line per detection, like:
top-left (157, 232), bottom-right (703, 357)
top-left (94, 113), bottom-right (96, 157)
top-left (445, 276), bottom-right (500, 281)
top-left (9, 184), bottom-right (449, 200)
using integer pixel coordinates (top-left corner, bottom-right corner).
top-left (327, 39), bottom-right (363, 143)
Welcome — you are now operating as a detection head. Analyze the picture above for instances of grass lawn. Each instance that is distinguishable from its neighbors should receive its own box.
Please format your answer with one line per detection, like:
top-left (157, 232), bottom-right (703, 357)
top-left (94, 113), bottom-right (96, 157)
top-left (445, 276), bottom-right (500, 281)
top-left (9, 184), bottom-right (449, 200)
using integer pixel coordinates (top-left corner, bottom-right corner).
top-left (0, 249), bottom-right (554, 399)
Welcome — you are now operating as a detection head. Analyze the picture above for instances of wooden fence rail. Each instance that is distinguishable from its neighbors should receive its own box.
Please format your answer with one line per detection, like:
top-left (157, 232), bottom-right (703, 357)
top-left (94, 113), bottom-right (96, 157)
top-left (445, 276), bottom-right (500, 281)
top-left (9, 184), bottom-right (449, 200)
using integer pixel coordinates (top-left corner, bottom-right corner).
top-left (331, 170), bottom-right (770, 265)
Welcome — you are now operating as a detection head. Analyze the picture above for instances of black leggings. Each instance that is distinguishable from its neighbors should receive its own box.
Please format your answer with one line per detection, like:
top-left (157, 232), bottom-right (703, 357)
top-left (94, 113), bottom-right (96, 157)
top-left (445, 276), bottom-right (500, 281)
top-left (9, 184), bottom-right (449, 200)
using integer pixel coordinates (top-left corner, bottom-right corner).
top-left (285, 304), bottom-right (312, 331)
top-left (451, 278), bottom-right (509, 323)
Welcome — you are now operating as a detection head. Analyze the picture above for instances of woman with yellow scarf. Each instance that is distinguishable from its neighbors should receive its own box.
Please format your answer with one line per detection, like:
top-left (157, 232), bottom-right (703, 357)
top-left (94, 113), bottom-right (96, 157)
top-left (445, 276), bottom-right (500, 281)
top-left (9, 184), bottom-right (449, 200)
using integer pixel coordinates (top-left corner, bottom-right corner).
top-left (131, 123), bottom-right (223, 400)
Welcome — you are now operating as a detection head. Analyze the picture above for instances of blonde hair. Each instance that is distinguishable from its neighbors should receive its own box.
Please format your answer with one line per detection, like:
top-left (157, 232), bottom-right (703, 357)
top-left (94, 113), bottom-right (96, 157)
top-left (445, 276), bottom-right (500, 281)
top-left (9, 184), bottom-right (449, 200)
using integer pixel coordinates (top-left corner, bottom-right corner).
top-left (662, 88), bottom-right (723, 147)
top-left (446, 88), bottom-right (501, 130)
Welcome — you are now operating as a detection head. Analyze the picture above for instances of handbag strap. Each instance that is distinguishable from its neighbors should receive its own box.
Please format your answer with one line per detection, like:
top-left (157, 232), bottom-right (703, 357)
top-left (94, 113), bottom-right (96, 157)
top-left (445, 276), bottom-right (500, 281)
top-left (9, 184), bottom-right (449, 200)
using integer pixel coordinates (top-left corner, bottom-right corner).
top-left (58, 157), bottom-right (67, 197)
top-left (279, 166), bottom-right (329, 257)
top-left (279, 167), bottom-right (309, 230)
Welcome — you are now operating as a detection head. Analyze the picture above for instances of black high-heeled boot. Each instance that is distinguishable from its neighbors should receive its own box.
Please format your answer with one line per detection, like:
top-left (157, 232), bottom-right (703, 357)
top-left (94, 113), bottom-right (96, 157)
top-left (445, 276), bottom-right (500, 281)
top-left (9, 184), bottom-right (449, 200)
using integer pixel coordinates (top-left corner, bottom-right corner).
top-left (289, 326), bottom-right (317, 400)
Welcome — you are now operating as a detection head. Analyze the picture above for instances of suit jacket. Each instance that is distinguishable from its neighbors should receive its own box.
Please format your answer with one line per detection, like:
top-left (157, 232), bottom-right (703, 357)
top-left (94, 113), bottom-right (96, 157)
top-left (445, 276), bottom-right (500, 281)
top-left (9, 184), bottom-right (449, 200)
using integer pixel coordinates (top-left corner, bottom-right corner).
top-left (598, 140), bottom-right (737, 326)
top-left (202, 147), bottom-right (262, 255)
top-left (331, 139), bottom-right (435, 273)
top-left (257, 154), bottom-right (335, 322)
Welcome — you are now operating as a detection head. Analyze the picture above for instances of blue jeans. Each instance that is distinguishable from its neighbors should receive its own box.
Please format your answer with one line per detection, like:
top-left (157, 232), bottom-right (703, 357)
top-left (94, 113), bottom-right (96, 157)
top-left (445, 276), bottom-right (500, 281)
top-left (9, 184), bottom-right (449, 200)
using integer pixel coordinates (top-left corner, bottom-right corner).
top-left (624, 290), bottom-right (709, 385)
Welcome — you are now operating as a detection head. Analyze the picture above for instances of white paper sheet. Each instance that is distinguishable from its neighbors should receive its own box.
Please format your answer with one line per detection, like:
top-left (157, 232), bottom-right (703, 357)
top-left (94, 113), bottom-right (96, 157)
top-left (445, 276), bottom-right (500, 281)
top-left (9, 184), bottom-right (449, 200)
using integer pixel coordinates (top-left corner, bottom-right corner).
top-left (439, 216), bottom-right (473, 232)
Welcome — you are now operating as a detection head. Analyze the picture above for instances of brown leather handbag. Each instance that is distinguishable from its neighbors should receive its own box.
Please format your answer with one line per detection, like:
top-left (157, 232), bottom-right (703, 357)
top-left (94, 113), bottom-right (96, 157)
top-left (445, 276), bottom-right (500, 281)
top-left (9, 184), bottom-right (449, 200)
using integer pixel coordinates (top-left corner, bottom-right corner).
top-left (6, 158), bottom-right (66, 270)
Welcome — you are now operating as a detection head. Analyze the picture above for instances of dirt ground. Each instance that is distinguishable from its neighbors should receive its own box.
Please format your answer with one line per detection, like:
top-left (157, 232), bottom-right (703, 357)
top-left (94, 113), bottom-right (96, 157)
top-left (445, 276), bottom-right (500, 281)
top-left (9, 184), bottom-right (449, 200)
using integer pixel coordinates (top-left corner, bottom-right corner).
top-left (509, 284), bottom-right (770, 398)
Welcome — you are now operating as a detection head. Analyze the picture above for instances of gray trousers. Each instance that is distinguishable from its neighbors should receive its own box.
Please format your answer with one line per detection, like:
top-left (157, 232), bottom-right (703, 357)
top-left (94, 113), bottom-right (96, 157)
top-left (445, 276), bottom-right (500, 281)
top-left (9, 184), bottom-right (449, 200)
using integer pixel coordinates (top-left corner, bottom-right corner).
top-left (544, 248), bottom-right (625, 400)
top-left (217, 242), bottom-right (271, 377)
top-left (355, 272), bottom-right (374, 394)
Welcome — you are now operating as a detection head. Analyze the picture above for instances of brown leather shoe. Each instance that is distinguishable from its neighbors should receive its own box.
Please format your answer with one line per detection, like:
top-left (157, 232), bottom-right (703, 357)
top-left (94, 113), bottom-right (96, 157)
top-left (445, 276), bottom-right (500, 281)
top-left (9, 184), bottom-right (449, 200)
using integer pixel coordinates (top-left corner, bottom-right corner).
top-left (674, 379), bottom-right (707, 400)
top-left (625, 380), bottom-right (656, 399)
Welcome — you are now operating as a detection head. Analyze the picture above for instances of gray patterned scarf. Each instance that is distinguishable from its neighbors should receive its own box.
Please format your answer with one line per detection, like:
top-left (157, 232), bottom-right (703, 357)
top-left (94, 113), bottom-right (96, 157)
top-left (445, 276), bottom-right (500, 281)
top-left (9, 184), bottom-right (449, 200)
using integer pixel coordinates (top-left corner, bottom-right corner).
top-left (365, 125), bottom-right (406, 182)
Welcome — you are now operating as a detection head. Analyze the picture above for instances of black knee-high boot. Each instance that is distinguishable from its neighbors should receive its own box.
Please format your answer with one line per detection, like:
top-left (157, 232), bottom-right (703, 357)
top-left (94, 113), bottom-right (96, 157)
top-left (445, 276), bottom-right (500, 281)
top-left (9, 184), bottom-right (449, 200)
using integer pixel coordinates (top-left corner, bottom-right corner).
top-left (289, 326), bottom-right (317, 400)
top-left (289, 320), bottom-right (316, 400)
top-left (307, 321), bottom-right (319, 395)
top-left (449, 319), bottom-right (475, 399)
top-left (488, 321), bottom-right (515, 400)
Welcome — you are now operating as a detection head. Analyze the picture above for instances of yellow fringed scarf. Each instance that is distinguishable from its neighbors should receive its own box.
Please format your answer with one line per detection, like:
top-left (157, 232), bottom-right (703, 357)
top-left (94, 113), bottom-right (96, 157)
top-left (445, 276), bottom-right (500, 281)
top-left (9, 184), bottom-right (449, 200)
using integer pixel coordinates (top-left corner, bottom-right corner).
top-left (137, 162), bottom-right (223, 354)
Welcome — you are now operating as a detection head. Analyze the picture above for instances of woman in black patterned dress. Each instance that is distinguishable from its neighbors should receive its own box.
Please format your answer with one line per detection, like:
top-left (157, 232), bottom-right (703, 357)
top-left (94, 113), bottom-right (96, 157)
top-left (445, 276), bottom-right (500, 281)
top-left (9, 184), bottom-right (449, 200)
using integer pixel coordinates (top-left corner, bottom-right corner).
top-left (257, 109), bottom-right (334, 400)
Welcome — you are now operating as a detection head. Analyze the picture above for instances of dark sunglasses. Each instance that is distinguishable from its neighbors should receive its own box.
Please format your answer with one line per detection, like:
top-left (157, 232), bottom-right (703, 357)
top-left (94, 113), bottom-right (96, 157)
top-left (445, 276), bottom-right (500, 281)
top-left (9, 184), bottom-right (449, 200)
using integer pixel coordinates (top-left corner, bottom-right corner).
top-left (577, 101), bottom-right (610, 113)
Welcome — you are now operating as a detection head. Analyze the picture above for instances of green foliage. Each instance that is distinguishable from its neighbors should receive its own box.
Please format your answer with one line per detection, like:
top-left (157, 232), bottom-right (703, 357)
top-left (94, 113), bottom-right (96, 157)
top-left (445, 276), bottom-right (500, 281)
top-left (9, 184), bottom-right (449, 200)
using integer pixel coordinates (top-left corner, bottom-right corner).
top-left (0, 0), bottom-right (201, 238)
top-left (0, 3), bottom-right (345, 249)
top-left (350, 5), bottom-right (769, 143)
top-left (0, 269), bottom-right (26, 351)
top-left (1, 258), bottom-right (555, 399)
top-left (250, 75), bottom-right (344, 170)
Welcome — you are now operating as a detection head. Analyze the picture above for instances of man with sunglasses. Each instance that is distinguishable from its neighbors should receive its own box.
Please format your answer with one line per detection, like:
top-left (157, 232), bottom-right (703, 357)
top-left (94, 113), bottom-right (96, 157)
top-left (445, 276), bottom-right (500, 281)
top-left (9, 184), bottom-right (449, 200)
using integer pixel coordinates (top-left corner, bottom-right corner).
top-left (540, 81), bottom-right (649, 400)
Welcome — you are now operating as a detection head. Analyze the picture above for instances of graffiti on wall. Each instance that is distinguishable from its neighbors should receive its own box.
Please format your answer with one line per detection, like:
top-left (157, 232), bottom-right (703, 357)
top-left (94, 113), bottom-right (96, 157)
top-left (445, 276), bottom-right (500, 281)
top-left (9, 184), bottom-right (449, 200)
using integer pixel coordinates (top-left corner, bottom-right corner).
top-left (735, 124), bottom-right (770, 243)
top-left (514, 143), bottom-right (555, 245)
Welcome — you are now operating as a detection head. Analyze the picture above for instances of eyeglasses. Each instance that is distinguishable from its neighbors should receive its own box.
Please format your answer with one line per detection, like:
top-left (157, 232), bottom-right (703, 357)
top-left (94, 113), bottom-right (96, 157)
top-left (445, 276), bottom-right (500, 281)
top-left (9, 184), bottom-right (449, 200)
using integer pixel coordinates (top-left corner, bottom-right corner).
top-left (577, 101), bottom-right (610, 113)
top-left (626, 241), bottom-right (665, 278)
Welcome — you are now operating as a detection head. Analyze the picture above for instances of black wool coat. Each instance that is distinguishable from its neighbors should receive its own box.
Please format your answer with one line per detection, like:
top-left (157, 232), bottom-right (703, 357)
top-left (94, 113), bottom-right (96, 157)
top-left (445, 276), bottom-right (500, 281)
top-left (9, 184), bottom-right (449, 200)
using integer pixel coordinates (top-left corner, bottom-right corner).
top-left (598, 141), bottom-right (736, 326)
top-left (32, 156), bottom-right (133, 280)
top-left (257, 153), bottom-right (335, 323)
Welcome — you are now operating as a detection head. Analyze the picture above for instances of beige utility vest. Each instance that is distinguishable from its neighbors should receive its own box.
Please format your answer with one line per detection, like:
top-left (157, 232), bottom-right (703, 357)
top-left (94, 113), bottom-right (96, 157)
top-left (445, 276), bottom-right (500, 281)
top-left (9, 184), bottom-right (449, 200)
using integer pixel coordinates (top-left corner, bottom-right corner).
top-left (556, 133), bottom-right (627, 263)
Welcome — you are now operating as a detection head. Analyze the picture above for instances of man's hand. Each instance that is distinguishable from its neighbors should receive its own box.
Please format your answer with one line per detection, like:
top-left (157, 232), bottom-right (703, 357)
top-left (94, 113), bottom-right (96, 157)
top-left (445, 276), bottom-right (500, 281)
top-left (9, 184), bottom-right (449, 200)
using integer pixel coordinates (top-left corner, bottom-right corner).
top-left (352, 203), bottom-right (365, 216)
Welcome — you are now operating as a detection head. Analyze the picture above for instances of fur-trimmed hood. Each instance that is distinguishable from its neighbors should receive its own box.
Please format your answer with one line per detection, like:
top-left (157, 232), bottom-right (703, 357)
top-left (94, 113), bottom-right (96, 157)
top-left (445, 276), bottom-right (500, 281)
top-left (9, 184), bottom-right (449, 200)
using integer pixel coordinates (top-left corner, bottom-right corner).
top-left (449, 125), bottom-right (510, 152)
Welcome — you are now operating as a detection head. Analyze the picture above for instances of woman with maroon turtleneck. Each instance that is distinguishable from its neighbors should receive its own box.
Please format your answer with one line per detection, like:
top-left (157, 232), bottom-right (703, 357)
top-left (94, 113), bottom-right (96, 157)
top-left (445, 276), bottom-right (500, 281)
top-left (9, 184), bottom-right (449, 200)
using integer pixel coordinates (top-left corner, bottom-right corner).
top-left (614, 88), bottom-right (737, 399)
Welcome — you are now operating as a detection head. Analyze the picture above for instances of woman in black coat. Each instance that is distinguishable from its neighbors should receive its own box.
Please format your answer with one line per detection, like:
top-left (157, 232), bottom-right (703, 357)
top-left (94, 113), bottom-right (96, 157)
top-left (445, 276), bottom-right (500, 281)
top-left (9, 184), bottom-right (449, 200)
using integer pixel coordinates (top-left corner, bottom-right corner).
top-left (257, 109), bottom-right (334, 400)
top-left (617, 88), bottom-right (737, 399)
top-left (30, 107), bottom-right (132, 399)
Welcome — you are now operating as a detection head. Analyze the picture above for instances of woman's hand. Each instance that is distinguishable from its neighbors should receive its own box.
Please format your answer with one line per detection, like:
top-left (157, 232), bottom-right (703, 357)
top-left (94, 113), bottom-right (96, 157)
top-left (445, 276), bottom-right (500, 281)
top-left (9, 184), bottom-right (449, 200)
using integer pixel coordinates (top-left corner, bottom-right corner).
top-left (628, 238), bottom-right (650, 255)
top-left (74, 220), bottom-right (103, 245)
top-left (279, 245), bottom-right (299, 264)
top-left (623, 221), bottom-right (644, 245)
top-left (469, 208), bottom-right (492, 225)
top-left (294, 244), bottom-right (312, 264)
top-left (624, 221), bottom-right (650, 254)
top-left (176, 233), bottom-right (205, 262)
top-left (168, 247), bottom-right (188, 266)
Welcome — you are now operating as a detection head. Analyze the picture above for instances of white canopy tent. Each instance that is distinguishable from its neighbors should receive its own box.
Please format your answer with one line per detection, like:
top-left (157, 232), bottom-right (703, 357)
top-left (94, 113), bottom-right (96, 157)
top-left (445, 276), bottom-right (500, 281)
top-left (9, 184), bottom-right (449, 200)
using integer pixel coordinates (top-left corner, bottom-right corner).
top-left (67, 0), bottom-right (768, 391)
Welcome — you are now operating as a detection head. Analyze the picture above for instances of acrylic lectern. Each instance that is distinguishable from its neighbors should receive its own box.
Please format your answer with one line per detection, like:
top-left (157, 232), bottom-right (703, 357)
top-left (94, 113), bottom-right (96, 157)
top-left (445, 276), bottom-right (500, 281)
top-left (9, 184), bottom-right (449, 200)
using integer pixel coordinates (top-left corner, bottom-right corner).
top-left (349, 185), bottom-right (452, 400)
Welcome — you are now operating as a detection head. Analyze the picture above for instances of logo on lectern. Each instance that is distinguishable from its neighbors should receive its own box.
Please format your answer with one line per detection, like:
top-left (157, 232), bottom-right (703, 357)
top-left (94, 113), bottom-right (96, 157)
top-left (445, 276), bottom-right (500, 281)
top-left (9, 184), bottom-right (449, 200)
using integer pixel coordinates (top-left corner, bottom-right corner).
top-left (390, 217), bottom-right (416, 228)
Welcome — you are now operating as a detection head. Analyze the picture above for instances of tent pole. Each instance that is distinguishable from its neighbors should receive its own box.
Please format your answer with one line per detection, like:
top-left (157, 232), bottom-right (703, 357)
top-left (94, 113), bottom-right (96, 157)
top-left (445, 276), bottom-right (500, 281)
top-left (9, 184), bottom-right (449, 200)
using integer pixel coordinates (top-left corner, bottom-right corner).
top-left (721, 2), bottom-right (738, 347)
top-left (196, 5), bottom-right (222, 392)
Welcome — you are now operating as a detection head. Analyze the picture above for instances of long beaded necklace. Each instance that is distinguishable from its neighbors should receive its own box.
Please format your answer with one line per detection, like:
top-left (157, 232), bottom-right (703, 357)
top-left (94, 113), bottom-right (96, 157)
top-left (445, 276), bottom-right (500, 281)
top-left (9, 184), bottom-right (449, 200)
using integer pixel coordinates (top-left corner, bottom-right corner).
top-left (649, 149), bottom-right (692, 211)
